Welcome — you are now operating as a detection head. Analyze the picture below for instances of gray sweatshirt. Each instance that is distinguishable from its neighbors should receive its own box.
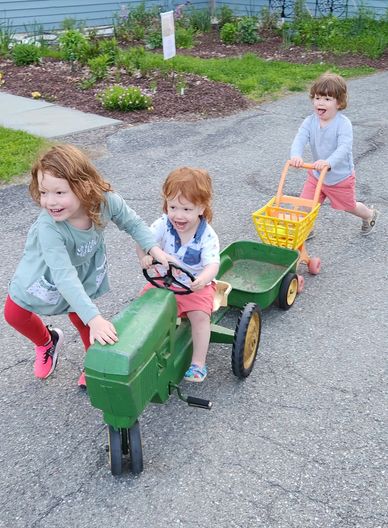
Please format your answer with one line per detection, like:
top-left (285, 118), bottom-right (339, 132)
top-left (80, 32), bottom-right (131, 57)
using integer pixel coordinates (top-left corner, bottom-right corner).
top-left (290, 112), bottom-right (354, 185)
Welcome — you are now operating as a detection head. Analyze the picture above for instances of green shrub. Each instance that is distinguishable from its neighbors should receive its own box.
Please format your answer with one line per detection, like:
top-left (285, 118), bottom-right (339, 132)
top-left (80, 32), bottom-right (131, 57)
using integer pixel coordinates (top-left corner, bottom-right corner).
top-left (217, 5), bottom-right (235, 28)
top-left (284, 11), bottom-right (388, 58)
top-left (58, 29), bottom-right (87, 61)
top-left (126, 46), bottom-right (146, 69)
top-left (61, 18), bottom-right (85, 31)
top-left (237, 17), bottom-right (259, 44)
top-left (97, 85), bottom-right (152, 111)
top-left (145, 29), bottom-right (162, 49)
top-left (132, 23), bottom-right (145, 41)
top-left (115, 50), bottom-right (136, 74)
top-left (175, 27), bottom-right (195, 48)
top-left (220, 22), bottom-right (238, 44)
top-left (12, 43), bottom-right (41, 65)
top-left (258, 7), bottom-right (281, 32)
top-left (188, 8), bottom-right (212, 32)
top-left (113, 1), bottom-right (160, 41)
top-left (98, 38), bottom-right (118, 65)
top-left (87, 54), bottom-right (110, 80)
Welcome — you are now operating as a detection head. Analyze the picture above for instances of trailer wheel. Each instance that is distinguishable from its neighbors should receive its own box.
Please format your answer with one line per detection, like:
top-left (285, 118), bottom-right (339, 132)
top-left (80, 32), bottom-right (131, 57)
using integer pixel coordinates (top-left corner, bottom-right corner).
top-left (232, 303), bottom-right (261, 379)
top-left (278, 272), bottom-right (298, 310)
top-left (129, 420), bottom-right (144, 475)
top-left (108, 425), bottom-right (123, 476)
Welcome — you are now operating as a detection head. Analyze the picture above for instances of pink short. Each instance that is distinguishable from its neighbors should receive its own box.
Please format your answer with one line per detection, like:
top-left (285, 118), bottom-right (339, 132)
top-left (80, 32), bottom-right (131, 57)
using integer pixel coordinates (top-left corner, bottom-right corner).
top-left (140, 281), bottom-right (216, 318)
top-left (301, 171), bottom-right (356, 211)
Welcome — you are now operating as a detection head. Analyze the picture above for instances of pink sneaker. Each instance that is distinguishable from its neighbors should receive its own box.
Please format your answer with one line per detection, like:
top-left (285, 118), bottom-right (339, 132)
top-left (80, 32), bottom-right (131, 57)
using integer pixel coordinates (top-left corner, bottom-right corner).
top-left (34, 327), bottom-right (64, 379)
top-left (78, 371), bottom-right (86, 389)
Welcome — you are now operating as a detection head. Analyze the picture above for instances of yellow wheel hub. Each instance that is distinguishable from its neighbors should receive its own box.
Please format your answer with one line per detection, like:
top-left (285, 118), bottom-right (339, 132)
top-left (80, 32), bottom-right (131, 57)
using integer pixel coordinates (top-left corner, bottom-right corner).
top-left (287, 277), bottom-right (298, 306)
top-left (243, 312), bottom-right (260, 369)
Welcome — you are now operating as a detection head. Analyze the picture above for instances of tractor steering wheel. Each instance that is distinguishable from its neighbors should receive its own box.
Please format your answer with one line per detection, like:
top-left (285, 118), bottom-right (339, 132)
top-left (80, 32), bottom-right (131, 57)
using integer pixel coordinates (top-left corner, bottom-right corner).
top-left (143, 261), bottom-right (195, 295)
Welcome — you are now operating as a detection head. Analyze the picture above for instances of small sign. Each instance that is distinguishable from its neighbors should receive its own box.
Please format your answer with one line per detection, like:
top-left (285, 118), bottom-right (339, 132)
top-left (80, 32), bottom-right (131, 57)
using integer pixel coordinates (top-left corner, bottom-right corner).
top-left (161, 11), bottom-right (176, 60)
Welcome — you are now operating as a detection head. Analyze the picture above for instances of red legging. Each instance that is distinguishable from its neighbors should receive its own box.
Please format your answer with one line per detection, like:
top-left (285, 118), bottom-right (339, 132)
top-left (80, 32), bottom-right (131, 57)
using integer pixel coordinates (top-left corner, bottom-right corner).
top-left (4, 295), bottom-right (91, 351)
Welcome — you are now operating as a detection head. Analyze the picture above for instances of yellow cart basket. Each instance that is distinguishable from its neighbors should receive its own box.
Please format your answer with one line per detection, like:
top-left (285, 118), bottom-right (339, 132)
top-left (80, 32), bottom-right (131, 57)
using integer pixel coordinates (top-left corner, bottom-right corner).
top-left (252, 161), bottom-right (328, 250)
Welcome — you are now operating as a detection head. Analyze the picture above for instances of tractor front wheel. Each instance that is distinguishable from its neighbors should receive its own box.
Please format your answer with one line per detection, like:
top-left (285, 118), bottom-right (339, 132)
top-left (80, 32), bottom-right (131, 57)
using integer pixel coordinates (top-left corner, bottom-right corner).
top-left (129, 420), bottom-right (143, 475)
top-left (108, 426), bottom-right (123, 476)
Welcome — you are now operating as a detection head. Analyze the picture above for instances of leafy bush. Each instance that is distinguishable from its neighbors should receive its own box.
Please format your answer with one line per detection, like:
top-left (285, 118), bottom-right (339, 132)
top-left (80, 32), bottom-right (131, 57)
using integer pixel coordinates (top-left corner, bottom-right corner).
top-left (217, 5), bottom-right (235, 28)
top-left (58, 29), bottom-right (87, 61)
top-left (12, 43), bottom-right (41, 65)
top-left (175, 27), bottom-right (195, 48)
top-left (61, 18), bottom-right (85, 31)
top-left (113, 1), bottom-right (160, 41)
top-left (237, 17), bottom-right (259, 44)
top-left (115, 50), bottom-right (136, 75)
top-left (220, 22), bottom-right (238, 44)
top-left (188, 8), bottom-right (212, 32)
top-left (258, 7), bottom-right (281, 32)
top-left (98, 38), bottom-right (119, 65)
top-left (126, 46), bottom-right (146, 69)
top-left (284, 11), bottom-right (388, 58)
top-left (132, 24), bottom-right (146, 41)
top-left (87, 54), bottom-right (110, 80)
top-left (97, 85), bottom-right (152, 111)
top-left (145, 30), bottom-right (162, 50)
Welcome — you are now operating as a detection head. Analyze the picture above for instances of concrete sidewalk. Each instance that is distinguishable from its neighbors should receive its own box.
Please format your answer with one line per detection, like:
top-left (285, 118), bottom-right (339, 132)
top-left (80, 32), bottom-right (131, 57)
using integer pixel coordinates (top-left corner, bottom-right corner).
top-left (0, 92), bottom-right (121, 137)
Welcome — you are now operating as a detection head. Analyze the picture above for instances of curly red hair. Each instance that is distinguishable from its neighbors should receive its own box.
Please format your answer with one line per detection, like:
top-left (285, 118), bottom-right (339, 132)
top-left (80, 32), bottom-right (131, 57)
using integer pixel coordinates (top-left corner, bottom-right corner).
top-left (162, 167), bottom-right (214, 222)
top-left (29, 144), bottom-right (112, 227)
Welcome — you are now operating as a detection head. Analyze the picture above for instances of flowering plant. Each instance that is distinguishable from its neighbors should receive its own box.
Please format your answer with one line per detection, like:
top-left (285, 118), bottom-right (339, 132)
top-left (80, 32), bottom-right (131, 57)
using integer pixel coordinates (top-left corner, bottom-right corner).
top-left (97, 85), bottom-right (152, 111)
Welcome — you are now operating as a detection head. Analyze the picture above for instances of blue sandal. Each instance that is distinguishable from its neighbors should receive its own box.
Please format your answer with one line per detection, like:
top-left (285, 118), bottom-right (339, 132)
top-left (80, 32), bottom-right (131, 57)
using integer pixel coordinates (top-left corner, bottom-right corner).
top-left (184, 364), bottom-right (208, 383)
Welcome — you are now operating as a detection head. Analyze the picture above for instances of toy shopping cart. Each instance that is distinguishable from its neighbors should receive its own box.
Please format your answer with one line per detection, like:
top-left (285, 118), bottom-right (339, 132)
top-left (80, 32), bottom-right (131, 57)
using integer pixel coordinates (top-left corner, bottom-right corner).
top-left (252, 161), bottom-right (328, 280)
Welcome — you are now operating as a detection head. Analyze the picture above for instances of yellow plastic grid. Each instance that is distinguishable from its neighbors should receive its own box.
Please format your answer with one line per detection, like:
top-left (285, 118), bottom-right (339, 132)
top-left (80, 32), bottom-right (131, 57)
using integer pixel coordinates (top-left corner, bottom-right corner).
top-left (252, 197), bottom-right (320, 250)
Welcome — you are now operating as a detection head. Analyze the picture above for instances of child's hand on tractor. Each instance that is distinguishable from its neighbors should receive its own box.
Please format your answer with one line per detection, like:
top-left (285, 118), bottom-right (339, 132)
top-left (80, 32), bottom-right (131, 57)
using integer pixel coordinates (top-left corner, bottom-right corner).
top-left (190, 277), bottom-right (206, 291)
top-left (147, 246), bottom-right (170, 267)
top-left (140, 254), bottom-right (154, 269)
top-left (313, 159), bottom-right (330, 171)
top-left (88, 314), bottom-right (119, 345)
top-left (290, 156), bottom-right (304, 167)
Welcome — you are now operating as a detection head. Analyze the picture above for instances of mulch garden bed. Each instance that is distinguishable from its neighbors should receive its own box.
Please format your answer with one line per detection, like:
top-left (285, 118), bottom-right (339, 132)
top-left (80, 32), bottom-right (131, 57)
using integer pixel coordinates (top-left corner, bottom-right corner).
top-left (1, 29), bottom-right (387, 125)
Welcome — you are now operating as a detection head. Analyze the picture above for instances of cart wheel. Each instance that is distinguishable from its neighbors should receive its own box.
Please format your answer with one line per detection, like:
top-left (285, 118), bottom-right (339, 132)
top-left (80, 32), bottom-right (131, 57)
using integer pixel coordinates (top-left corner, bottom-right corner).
top-left (108, 425), bottom-right (123, 476)
top-left (297, 274), bottom-right (305, 293)
top-left (232, 303), bottom-right (261, 379)
top-left (278, 272), bottom-right (298, 310)
top-left (129, 420), bottom-right (143, 475)
top-left (308, 257), bottom-right (321, 275)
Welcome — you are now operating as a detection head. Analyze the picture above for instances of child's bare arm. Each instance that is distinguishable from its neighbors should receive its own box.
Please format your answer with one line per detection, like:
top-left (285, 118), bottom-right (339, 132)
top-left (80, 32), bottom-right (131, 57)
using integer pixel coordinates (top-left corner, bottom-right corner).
top-left (136, 244), bottom-right (153, 269)
top-left (190, 262), bottom-right (220, 292)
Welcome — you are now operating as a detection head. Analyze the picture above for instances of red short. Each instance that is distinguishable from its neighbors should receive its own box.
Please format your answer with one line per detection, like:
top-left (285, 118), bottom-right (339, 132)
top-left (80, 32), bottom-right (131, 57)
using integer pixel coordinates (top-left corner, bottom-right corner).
top-left (301, 171), bottom-right (356, 211)
top-left (140, 281), bottom-right (216, 318)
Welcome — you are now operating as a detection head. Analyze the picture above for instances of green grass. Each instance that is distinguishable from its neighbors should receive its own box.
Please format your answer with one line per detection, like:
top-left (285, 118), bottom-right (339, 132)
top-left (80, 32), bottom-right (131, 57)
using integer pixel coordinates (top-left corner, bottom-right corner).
top-left (141, 51), bottom-right (374, 101)
top-left (0, 127), bottom-right (48, 182)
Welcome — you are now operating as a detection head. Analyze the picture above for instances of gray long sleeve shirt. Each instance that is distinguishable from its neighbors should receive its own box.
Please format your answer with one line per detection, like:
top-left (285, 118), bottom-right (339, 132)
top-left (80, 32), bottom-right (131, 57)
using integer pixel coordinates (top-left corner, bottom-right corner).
top-left (9, 192), bottom-right (156, 324)
top-left (290, 112), bottom-right (354, 185)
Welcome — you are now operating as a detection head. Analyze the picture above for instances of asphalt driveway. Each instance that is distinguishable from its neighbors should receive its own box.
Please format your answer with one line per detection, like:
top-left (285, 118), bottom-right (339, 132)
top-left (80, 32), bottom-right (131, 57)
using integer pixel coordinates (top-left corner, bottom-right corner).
top-left (0, 71), bottom-right (387, 528)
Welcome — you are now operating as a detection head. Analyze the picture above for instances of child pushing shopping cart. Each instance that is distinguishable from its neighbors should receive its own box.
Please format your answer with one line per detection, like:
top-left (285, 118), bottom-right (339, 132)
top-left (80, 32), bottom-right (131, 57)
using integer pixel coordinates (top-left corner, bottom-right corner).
top-left (252, 161), bottom-right (328, 288)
